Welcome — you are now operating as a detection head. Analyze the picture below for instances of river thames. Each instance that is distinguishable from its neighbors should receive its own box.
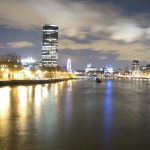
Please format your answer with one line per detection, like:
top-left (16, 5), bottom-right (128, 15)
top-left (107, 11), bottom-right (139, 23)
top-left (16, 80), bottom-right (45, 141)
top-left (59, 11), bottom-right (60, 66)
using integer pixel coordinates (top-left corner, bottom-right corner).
top-left (0, 79), bottom-right (150, 150)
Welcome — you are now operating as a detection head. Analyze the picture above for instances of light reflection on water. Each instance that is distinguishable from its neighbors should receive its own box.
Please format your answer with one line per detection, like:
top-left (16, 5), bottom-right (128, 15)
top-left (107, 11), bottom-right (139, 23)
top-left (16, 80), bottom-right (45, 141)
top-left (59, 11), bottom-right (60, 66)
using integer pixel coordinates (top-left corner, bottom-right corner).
top-left (0, 79), bottom-right (150, 150)
top-left (0, 87), bottom-right (11, 139)
top-left (103, 80), bottom-right (113, 143)
top-left (0, 87), bottom-right (10, 118)
top-left (18, 86), bottom-right (28, 109)
top-left (64, 80), bottom-right (73, 131)
top-left (35, 85), bottom-right (42, 108)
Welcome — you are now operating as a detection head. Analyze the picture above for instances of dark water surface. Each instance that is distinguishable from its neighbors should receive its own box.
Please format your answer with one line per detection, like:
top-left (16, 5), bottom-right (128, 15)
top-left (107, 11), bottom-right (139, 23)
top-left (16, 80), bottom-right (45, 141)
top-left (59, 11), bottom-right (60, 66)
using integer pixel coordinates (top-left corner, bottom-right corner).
top-left (0, 79), bottom-right (150, 150)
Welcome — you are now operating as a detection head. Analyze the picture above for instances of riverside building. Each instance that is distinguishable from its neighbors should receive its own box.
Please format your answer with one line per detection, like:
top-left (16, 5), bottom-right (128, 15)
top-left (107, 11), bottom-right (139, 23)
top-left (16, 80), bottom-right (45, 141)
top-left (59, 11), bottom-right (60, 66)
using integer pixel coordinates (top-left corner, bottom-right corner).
top-left (132, 60), bottom-right (139, 71)
top-left (42, 24), bottom-right (58, 67)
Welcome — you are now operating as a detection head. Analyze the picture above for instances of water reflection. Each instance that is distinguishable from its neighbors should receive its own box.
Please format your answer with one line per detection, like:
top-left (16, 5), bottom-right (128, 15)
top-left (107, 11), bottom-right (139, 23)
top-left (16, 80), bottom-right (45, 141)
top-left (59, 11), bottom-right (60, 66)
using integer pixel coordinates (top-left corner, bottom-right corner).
top-left (18, 86), bottom-right (28, 109)
top-left (0, 85), bottom-right (11, 136)
top-left (49, 82), bottom-right (65, 103)
top-left (1, 80), bottom-right (150, 149)
top-left (102, 80), bottom-right (113, 146)
top-left (0, 87), bottom-right (10, 118)
top-left (64, 80), bottom-right (73, 131)
top-left (35, 85), bottom-right (43, 108)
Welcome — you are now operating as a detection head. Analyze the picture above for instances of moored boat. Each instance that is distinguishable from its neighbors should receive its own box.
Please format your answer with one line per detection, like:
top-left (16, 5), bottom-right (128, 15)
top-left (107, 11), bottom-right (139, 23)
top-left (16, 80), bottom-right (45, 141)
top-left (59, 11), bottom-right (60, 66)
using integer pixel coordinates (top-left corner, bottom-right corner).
top-left (95, 77), bottom-right (102, 83)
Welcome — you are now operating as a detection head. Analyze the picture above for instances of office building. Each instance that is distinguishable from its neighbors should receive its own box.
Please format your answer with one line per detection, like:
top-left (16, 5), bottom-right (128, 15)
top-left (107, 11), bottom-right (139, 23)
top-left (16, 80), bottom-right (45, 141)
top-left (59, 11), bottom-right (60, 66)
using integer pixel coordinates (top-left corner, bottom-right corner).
top-left (42, 24), bottom-right (58, 67)
top-left (132, 60), bottom-right (139, 71)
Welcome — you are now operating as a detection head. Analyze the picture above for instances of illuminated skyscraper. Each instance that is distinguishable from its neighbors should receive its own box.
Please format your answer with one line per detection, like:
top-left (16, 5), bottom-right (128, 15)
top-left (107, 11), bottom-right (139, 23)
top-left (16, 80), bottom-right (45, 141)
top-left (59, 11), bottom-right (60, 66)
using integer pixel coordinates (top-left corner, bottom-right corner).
top-left (42, 24), bottom-right (58, 67)
top-left (132, 60), bottom-right (139, 71)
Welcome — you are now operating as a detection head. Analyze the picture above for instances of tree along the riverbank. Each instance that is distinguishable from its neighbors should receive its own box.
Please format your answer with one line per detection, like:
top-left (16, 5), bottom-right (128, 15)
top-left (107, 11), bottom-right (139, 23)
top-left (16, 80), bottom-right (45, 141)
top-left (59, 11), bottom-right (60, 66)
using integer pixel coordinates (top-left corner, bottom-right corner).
top-left (0, 53), bottom-right (75, 80)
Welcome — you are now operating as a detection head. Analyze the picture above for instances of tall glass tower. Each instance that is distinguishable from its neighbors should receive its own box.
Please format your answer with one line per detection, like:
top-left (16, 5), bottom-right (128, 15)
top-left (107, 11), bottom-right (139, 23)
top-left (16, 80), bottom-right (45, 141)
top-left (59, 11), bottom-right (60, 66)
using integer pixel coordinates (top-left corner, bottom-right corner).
top-left (42, 24), bottom-right (58, 67)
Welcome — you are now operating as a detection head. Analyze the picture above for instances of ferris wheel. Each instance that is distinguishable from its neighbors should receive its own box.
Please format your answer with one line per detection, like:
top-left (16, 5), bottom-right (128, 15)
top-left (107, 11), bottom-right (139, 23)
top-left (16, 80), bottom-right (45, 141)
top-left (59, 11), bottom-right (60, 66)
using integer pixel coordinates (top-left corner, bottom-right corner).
top-left (67, 58), bottom-right (72, 72)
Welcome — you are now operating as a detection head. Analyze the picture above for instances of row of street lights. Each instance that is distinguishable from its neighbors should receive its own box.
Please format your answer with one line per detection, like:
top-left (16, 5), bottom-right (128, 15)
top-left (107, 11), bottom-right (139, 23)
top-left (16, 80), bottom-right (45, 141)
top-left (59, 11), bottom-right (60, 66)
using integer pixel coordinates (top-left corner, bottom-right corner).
top-left (0, 68), bottom-right (75, 80)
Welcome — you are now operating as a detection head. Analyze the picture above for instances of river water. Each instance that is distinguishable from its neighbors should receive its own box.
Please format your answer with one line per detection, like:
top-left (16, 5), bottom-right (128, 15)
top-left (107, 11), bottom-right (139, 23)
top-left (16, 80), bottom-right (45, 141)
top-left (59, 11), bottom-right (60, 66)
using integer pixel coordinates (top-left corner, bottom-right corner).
top-left (0, 79), bottom-right (150, 150)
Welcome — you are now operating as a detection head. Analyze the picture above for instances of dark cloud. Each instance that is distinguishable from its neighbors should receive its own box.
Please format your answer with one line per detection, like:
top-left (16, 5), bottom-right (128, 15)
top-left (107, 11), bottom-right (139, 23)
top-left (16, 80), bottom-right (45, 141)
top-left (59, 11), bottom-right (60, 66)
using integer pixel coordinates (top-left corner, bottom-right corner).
top-left (95, 0), bottom-right (150, 14)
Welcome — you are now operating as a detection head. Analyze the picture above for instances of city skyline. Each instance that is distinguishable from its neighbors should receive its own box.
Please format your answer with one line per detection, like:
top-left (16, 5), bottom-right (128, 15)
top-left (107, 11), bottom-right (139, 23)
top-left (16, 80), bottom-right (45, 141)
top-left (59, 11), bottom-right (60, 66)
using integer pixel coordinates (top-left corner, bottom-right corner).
top-left (0, 0), bottom-right (150, 70)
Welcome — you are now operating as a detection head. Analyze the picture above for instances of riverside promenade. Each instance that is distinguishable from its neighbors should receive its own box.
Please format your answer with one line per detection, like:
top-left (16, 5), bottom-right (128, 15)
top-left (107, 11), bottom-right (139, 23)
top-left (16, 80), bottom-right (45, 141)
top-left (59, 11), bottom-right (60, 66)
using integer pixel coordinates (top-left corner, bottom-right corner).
top-left (0, 78), bottom-right (73, 86)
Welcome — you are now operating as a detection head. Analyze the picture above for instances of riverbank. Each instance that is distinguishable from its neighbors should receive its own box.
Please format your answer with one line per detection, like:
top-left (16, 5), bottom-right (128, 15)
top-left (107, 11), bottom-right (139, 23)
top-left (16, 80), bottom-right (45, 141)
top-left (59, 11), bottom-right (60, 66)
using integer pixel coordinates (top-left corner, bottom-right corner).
top-left (0, 78), bottom-right (73, 86)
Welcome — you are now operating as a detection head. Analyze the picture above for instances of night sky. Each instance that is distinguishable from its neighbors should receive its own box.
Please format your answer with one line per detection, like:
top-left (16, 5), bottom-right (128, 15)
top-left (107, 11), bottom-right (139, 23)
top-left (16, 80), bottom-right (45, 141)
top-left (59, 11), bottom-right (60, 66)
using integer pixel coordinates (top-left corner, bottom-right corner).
top-left (0, 0), bottom-right (150, 70)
